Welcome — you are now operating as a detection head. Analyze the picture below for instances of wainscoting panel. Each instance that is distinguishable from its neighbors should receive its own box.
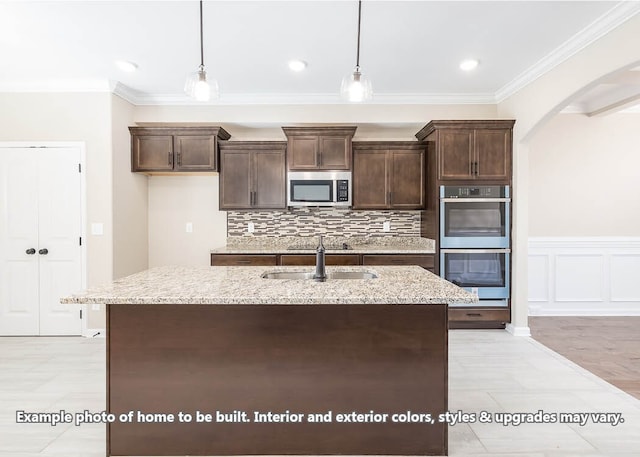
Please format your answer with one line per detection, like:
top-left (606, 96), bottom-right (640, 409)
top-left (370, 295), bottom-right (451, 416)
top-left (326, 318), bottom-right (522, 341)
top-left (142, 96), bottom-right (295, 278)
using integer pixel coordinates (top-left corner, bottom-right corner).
top-left (528, 237), bottom-right (640, 316)
top-left (554, 254), bottom-right (604, 302)
top-left (610, 254), bottom-right (640, 302)
top-left (528, 255), bottom-right (549, 302)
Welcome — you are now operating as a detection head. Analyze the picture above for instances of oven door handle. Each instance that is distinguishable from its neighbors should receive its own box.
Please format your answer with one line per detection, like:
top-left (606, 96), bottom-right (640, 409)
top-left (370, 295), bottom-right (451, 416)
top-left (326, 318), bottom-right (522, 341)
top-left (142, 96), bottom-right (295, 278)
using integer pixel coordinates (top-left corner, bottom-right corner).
top-left (440, 249), bottom-right (511, 254)
top-left (440, 198), bottom-right (511, 203)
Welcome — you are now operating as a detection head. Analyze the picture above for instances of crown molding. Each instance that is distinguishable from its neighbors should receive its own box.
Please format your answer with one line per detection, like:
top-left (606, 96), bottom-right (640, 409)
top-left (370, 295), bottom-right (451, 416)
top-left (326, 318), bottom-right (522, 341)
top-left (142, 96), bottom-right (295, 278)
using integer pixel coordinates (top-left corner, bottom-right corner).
top-left (495, 1), bottom-right (640, 103)
top-left (0, 79), bottom-right (112, 93)
top-left (118, 90), bottom-right (497, 106)
top-left (111, 81), bottom-right (143, 105)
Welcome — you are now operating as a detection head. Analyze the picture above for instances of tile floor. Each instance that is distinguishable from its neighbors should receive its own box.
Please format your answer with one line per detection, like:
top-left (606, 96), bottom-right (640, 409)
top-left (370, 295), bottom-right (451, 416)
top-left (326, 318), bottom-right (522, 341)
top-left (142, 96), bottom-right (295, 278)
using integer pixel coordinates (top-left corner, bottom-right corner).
top-left (1, 331), bottom-right (639, 457)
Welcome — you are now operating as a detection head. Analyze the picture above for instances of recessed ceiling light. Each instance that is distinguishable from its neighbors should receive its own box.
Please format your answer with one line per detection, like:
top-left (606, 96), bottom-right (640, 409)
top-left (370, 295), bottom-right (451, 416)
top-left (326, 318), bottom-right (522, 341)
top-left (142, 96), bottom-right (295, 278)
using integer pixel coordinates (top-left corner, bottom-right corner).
top-left (288, 60), bottom-right (307, 72)
top-left (460, 59), bottom-right (479, 72)
top-left (115, 60), bottom-right (138, 72)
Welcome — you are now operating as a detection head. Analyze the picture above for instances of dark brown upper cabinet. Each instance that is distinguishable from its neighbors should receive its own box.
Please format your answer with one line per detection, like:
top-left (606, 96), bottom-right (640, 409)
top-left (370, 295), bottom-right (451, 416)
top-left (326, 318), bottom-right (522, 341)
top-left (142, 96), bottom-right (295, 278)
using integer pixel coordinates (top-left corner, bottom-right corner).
top-left (219, 141), bottom-right (287, 210)
top-left (352, 142), bottom-right (425, 210)
top-left (415, 120), bottom-right (515, 182)
top-left (282, 126), bottom-right (357, 170)
top-left (129, 126), bottom-right (231, 173)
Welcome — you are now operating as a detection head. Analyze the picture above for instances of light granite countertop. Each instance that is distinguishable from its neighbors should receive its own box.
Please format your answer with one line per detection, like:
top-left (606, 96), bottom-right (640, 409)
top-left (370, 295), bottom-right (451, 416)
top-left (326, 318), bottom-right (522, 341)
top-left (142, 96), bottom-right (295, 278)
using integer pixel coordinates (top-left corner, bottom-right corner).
top-left (211, 236), bottom-right (436, 255)
top-left (61, 265), bottom-right (477, 306)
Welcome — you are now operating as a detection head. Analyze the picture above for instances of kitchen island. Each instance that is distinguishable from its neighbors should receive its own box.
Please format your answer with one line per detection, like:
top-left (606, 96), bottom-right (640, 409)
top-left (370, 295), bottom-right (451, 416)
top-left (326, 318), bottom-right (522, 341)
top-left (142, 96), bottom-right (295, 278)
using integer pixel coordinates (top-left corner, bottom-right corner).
top-left (63, 265), bottom-right (476, 457)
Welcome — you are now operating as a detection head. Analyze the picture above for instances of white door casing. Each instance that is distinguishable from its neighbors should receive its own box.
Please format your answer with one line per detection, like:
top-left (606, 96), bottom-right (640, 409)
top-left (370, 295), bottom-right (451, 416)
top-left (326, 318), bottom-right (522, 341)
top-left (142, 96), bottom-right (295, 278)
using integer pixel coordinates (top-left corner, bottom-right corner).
top-left (0, 145), bottom-right (84, 336)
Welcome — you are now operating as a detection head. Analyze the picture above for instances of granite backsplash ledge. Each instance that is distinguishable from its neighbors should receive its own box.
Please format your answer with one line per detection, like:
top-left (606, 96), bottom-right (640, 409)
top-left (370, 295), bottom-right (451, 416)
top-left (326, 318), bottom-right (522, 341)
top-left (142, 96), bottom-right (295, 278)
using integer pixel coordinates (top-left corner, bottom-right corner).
top-left (227, 208), bottom-right (421, 238)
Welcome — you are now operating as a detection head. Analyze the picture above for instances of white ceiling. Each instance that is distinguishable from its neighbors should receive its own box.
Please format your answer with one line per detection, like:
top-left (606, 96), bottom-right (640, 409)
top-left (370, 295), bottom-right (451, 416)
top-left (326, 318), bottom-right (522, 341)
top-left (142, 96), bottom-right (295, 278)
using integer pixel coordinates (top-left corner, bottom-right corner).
top-left (1, 1), bottom-right (639, 110)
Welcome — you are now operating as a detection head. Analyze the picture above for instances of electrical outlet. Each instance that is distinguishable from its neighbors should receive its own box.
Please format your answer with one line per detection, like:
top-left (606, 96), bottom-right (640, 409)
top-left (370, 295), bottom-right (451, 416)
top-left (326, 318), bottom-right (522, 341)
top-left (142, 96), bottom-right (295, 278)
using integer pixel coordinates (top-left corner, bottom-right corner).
top-left (383, 221), bottom-right (391, 232)
top-left (92, 304), bottom-right (101, 311)
top-left (186, 222), bottom-right (193, 233)
top-left (248, 222), bottom-right (255, 233)
top-left (471, 287), bottom-right (479, 296)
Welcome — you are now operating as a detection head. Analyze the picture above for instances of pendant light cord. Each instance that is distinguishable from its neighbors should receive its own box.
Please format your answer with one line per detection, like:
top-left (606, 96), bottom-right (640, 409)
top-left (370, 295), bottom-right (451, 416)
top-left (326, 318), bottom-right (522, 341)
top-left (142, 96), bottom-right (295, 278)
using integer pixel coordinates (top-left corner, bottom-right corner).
top-left (355, 0), bottom-right (362, 68)
top-left (199, 0), bottom-right (205, 68)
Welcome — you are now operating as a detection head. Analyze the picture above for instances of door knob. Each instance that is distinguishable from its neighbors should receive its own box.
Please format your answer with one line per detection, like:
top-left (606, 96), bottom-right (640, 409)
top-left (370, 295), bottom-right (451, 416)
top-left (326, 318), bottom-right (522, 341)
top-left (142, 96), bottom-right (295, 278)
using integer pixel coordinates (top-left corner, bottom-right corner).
top-left (26, 248), bottom-right (36, 255)
top-left (38, 248), bottom-right (48, 255)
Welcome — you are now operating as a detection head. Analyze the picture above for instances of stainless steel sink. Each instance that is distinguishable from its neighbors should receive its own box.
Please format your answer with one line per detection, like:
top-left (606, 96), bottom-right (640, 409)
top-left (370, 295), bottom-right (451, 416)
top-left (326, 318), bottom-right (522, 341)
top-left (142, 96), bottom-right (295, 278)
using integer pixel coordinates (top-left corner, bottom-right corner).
top-left (261, 271), bottom-right (377, 280)
top-left (329, 271), bottom-right (377, 279)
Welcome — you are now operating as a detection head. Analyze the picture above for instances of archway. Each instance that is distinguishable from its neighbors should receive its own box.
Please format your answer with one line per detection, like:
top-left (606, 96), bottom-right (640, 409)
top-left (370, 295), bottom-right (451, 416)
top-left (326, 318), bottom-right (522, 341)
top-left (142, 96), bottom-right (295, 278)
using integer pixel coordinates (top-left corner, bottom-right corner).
top-left (497, 13), bottom-right (640, 335)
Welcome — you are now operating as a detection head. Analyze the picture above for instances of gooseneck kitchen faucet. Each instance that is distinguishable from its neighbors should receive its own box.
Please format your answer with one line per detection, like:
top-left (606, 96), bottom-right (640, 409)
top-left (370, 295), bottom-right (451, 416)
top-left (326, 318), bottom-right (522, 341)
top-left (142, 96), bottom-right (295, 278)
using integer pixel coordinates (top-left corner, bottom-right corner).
top-left (313, 235), bottom-right (327, 282)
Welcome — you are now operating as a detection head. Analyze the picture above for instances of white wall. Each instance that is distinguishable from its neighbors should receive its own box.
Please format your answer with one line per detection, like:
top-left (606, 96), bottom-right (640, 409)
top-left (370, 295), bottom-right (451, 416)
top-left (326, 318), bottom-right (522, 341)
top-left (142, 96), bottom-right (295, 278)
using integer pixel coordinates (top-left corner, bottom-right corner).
top-left (148, 175), bottom-right (227, 267)
top-left (528, 113), bottom-right (640, 236)
top-left (0, 92), bottom-right (113, 329)
top-left (112, 94), bottom-right (149, 279)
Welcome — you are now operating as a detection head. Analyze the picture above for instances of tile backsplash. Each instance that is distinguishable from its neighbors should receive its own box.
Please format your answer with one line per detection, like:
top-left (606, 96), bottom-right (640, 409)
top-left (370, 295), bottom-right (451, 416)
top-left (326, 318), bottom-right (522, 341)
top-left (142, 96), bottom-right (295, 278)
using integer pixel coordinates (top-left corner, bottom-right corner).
top-left (227, 208), bottom-right (421, 237)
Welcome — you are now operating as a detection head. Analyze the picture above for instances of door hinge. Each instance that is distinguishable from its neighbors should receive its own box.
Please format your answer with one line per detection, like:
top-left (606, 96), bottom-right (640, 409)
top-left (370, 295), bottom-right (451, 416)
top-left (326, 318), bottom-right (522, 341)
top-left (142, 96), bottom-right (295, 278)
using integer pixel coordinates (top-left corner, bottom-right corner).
top-left (79, 236), bottom-right (82, 246)
top-left (80, 309), bottom-right (83, 319)
top-left (78, 163), bottom-right (82, 173)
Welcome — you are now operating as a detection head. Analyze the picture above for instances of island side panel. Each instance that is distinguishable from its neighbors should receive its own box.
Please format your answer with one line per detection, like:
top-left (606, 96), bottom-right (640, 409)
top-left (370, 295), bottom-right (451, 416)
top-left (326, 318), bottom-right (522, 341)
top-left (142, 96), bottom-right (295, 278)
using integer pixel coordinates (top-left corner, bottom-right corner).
top-left (107, 303), bottom-right (448, 456)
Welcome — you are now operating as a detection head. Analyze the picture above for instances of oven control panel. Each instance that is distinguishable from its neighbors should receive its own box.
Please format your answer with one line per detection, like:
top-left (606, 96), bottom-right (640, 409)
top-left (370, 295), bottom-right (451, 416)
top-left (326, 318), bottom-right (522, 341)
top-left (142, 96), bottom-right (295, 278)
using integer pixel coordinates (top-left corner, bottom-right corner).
top-left (443, 185), bottom-right (506, 198)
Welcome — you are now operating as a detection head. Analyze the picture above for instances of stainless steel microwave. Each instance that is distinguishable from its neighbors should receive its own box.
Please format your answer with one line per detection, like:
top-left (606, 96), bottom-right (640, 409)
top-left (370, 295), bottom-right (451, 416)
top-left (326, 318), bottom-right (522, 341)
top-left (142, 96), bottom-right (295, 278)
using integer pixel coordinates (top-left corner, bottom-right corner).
top-left (287, 171), bottom-right (352, 207)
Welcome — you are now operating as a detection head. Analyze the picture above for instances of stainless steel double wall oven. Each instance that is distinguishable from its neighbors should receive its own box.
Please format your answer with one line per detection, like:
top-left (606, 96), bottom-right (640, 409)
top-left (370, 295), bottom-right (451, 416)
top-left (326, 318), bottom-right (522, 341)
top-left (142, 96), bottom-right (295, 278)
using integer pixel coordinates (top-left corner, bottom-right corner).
top-left (439, 185), bottom-right (511, 306)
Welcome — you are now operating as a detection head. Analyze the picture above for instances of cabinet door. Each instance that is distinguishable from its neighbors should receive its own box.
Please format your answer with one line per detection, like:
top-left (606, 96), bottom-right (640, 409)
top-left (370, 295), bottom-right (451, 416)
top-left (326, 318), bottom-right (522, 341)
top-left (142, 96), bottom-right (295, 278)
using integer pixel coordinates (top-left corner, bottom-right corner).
top-left (353, 150), bottom-right (388, 209)
top-left (254, 150), bottom-right (286, 209)
top-left (362, 254), bottom-right (434, 271)
top-left (438, 130), bottom-right (473, 180)
top-left (132, 135), bottom-right (174, 171)
top-left (474, 129), bottom-right (511, 181)
top-left (389, 150), bottom-right (424, 209)
top-left (319, 136), bottom-right (350, 170)
top-left (174, 135), bottom-right (217, 171)
top-left (219, 151), bottom-right (252, 209)
top-left (279, 255), bottom-right (360, 266)
top-left (210, 254), bottom-right (278, 266)
top-left (288, 136), bottom-right (318, 169)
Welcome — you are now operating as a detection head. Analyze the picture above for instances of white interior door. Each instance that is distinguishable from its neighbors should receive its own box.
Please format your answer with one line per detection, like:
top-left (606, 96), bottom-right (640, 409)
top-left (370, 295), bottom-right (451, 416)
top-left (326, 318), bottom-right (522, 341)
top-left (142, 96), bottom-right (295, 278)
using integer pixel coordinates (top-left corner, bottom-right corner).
top-left (0, 146), bottom-right (83, 336)
top-left (0, 150), bottom-right (40, 335)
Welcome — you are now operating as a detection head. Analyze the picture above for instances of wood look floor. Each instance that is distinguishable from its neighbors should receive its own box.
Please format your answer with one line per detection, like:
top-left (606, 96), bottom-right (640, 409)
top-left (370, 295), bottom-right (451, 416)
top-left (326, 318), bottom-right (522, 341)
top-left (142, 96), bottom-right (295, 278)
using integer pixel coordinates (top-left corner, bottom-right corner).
top-left (530, 316), bottom-right (640, 400)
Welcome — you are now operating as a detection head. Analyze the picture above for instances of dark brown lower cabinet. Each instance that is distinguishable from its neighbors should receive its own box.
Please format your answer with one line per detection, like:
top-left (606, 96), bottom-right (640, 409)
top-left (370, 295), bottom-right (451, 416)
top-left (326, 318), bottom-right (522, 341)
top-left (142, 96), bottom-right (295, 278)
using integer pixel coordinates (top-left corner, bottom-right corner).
top-left (211, 253), bottom-right (435, 270)
top-left (280, 254), bottom-right (360, 266)
top-left (362, 254), bottom-right (434, 272)
top-left (210, 254), bottom-right (278, 266)
top-left (448, 307), bottom-right (510, 329)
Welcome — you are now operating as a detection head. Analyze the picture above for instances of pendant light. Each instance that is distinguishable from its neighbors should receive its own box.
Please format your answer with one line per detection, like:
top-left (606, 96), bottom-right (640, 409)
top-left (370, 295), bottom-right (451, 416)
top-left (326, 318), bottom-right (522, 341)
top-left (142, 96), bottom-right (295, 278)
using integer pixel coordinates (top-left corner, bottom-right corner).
top-left (184, 0), bottom-right (219, 101)
top-left (340, 0), bottom-right (372, 102)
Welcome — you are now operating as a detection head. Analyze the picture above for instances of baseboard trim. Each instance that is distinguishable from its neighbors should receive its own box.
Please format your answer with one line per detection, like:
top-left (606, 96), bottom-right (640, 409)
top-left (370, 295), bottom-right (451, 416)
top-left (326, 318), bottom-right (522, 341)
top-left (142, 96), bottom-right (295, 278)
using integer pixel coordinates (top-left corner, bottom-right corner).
top-left (505, 324), bottom-right (531, 336)
top-left (83, 328), bottom-right (106, 338)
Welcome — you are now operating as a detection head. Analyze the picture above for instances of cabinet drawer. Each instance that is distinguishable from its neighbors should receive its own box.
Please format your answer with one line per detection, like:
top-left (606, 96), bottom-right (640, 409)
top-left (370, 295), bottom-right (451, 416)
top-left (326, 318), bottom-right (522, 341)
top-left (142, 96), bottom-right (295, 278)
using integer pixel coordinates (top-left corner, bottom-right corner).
top-left (362, 254), bottom-right (434, 269)
top-left (448, 308), bottom-right (510, 323)
top-left (210, 254), bottom-right (278, 266)
top-left (280, 254), bottom-right (360, 266)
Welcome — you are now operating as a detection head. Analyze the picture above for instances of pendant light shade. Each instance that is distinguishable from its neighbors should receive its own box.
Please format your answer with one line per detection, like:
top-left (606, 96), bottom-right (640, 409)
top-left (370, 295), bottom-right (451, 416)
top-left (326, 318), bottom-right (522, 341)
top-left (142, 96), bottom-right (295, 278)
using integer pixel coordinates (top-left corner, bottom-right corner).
top-left (341, 66), bottom-right (372, 102)
top-left (185, 1), bottom-right (218, 101)
top-left (341, 0), bottom-right (372, 102)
